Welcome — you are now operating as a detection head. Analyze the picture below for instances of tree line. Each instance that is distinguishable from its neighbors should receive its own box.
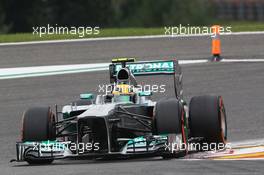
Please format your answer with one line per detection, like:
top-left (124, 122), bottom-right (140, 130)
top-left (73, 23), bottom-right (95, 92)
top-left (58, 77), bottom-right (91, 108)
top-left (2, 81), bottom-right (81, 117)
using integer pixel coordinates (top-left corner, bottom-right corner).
top-left (0, 0), bottom-right (213, 33)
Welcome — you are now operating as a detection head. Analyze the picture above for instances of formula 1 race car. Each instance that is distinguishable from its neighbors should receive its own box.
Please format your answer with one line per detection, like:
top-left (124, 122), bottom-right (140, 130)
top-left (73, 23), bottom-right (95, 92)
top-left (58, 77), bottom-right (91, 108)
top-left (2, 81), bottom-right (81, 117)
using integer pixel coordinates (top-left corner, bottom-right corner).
top-left (14, 58), bottom-right (227, 164)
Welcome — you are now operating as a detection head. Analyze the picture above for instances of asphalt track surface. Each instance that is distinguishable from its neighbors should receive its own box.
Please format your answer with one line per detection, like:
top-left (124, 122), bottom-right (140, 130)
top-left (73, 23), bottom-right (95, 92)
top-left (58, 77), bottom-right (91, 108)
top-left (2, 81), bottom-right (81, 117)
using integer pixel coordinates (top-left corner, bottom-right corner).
top-left (0, 34), bottom-right (264, 174)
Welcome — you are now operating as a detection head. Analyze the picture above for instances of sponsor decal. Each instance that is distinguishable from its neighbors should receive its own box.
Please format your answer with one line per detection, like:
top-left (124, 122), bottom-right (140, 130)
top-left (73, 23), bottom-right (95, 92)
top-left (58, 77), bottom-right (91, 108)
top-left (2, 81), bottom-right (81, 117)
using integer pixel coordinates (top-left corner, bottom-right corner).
top-left (115, 61), bottom-right (174, 74)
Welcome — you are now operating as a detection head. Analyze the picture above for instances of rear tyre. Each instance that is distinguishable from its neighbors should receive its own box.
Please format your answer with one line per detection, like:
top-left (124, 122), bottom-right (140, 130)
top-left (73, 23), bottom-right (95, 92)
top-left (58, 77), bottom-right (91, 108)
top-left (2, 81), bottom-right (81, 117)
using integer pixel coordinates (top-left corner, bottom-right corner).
top-left (22, 107), bottom-right (56, 164)
top-left (189, 95), bottom-right (227, 146)
top-left (154, 98), bottom-right (187, 158)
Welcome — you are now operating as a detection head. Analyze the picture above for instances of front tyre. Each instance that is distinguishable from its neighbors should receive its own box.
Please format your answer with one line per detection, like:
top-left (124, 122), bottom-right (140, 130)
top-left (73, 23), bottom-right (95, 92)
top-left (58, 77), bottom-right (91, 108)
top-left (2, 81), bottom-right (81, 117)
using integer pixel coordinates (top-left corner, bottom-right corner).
top-left (22, 106), bottom-right (56, 164)
top-left (154, 98), bottom-right (188, 158)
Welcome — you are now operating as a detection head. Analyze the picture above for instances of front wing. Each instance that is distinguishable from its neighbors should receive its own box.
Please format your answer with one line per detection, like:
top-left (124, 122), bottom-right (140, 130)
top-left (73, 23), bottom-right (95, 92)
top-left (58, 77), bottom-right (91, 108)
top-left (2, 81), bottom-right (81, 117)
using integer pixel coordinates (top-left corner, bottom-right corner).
top-left (14, 134), bottom-right (184, 162)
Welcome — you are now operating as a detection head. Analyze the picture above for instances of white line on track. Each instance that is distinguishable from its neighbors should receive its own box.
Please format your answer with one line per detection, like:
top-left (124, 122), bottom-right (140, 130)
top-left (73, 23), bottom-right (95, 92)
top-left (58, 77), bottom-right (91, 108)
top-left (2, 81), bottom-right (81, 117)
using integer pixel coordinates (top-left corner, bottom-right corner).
top-left (1, 59), bottom-right (264, 80)
top-left (0, 60), bottom-right (210, 80)
top-left (0, 31), bottom-right (264, 46)
top-left (221, 58), bottom-right (264, 62)
top-left (0, 63), bottom-right (109, 80)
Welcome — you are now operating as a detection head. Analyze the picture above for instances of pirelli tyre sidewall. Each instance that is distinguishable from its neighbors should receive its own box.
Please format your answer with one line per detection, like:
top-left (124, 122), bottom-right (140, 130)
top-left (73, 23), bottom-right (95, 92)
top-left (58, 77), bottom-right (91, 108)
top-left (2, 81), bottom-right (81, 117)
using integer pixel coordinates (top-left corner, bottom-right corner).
top-left (189, 95), bottom-right (227, 146)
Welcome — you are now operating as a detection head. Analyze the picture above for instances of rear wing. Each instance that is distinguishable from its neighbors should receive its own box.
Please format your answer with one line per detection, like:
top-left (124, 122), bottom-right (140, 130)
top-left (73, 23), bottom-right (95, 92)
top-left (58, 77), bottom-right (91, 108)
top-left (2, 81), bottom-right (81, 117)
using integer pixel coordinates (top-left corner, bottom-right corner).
top-left (109, 59), bottom-right (183, 98)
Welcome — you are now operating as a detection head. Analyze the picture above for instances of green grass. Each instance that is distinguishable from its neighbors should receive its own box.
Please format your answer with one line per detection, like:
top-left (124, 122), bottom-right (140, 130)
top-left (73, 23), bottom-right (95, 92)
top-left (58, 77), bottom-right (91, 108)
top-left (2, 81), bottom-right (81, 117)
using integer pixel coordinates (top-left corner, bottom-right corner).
top-left (0, 22), bottom-right (263, 43)
top-left (216, 21), bottom-right (264, 32)
top-left (0, 28), bottom-right (164, 43)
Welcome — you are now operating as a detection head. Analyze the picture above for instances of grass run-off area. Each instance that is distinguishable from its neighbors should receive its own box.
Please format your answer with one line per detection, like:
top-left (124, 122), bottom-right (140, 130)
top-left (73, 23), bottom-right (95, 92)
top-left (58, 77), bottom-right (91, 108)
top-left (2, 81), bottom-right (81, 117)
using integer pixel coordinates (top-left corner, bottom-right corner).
top-left (0, 21), bottom-right (263, 43)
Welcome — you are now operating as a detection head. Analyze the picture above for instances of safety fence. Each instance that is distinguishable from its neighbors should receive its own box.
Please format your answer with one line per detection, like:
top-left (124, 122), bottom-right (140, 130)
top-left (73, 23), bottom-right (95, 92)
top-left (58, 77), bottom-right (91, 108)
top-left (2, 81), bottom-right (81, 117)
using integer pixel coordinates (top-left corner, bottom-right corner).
top-left (212, 0), bottom-right (264, 21)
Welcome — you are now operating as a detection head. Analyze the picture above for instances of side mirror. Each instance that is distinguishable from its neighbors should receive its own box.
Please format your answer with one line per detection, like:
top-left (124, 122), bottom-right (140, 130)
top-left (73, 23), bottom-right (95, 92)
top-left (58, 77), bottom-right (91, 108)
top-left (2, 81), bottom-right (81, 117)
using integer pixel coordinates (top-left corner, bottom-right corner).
top-left (80, 93), bottom-right (94, 100)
